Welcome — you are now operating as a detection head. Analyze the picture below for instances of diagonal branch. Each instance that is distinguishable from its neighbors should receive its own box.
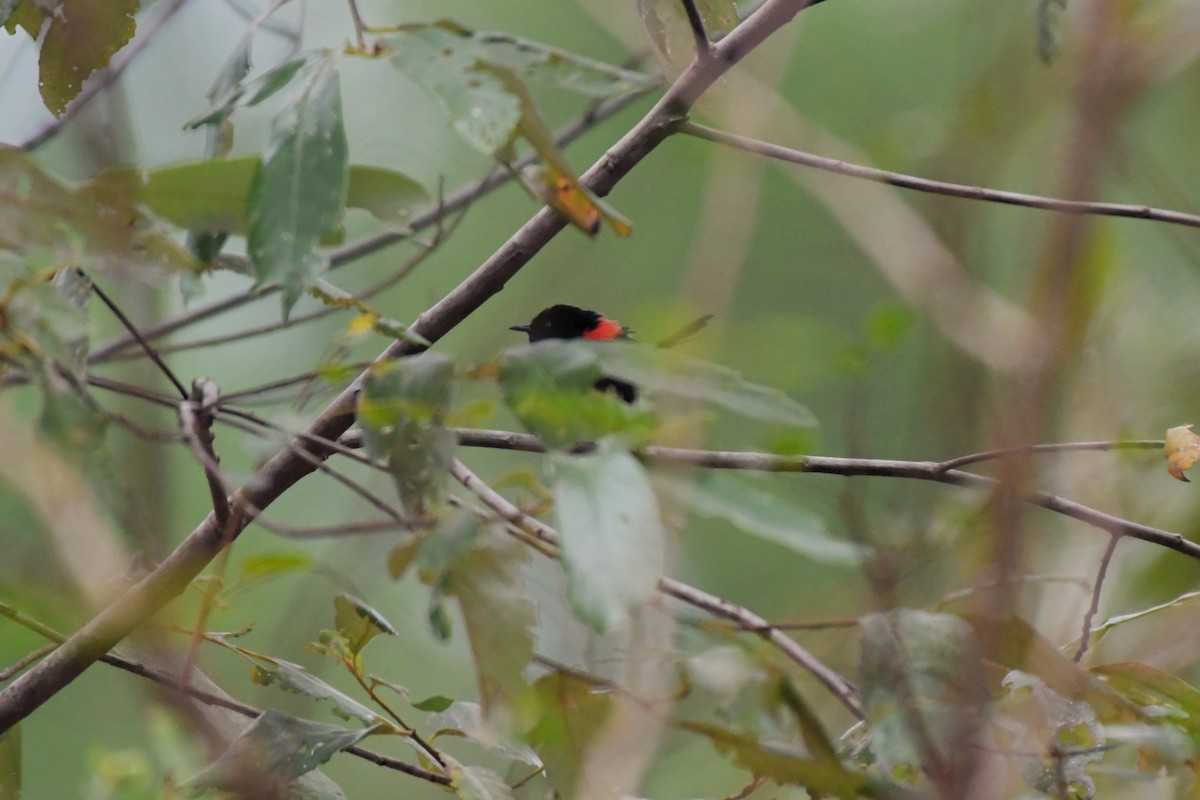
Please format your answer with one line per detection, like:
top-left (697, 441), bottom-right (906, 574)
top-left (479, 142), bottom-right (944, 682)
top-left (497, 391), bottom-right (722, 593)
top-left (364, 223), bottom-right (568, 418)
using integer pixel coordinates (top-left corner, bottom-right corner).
top-left (0, 0), bottom-right (825, 734)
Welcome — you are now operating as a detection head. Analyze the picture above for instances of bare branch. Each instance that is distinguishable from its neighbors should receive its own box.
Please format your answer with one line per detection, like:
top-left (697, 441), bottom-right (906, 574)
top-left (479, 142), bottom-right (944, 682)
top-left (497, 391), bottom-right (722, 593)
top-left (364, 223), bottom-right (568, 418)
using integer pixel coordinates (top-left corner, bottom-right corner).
top-left (680, 121), bottom-right (1200, 232)
top-left (90, 279), bottom-right (188, 398)
top-left (178, 378), bottom-right (230, 529)
top-left (935, 439), bottom-right (1162, 473)
top-left (1073, 534), bottom-right (1120, 663)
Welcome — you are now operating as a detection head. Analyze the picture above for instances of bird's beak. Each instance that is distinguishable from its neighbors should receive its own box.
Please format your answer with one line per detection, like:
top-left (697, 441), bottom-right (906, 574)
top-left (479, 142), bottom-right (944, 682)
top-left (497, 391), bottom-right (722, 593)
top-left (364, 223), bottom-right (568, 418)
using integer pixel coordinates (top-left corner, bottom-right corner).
top-left (509, 324), bottom-right (531, 333)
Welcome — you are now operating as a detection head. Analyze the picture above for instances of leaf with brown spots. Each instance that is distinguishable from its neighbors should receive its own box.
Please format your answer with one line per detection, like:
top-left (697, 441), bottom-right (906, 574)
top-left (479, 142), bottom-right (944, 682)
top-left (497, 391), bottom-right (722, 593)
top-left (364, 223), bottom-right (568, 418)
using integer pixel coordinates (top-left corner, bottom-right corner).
top-left (39, 0), bottom-right (139, 116)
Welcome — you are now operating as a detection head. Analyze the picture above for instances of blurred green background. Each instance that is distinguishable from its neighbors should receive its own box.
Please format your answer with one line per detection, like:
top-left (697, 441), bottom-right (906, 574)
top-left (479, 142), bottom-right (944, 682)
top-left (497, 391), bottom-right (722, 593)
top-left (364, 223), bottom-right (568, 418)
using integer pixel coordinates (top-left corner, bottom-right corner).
top-left (3, 0), bottom-right (1200, 797)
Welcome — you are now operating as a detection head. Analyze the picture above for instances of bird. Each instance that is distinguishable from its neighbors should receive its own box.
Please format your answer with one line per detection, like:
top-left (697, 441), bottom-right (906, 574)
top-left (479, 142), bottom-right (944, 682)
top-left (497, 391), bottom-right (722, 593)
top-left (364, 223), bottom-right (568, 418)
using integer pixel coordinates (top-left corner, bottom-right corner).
top-left (509, 304), bottom-right (637, 402)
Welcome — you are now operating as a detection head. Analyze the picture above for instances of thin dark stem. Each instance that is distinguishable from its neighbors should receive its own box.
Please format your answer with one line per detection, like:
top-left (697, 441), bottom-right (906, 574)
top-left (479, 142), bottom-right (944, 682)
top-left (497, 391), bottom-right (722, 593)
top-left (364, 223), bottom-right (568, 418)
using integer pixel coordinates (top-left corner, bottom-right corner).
top-left (935, 440), bottom-right (1162, 473)
top-left (1073, 534), bottom-right (1120, 663)
top-left (345, 0), bottom-right (368, 49)
top-left (679, 0), bottom-right (711, 55)
top-left (91, 280), bottom-right (188, 399)
top-left (679, 121), bottom-right (1200, 232)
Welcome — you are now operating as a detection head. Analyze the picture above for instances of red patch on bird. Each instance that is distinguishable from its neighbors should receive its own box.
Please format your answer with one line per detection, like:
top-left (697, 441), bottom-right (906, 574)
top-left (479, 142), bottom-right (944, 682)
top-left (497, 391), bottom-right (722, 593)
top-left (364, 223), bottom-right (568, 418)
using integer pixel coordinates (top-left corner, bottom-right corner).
top-left (584, 317), bottom-right (624, 341)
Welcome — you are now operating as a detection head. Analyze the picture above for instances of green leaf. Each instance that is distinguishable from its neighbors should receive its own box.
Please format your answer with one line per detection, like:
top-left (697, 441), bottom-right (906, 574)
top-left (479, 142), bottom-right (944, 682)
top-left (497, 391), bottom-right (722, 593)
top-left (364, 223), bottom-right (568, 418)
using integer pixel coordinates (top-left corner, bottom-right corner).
top-left (498, 341), bottom-right (657, 449)
top-left (38, 0), bottom-right (138, 116)
top-left (333, 593), bottom-right (397, 656)
top-left (186, 53), bottom-right (316, 128)
top-left (240, 551), bottom-right (313, 581)
top-left (250, 658), bottom-right (384, 725)
top-left (594, 341), bottom-right (818, 427)
top-left (247, 53), bottom-right (348, 315)
top-left (346, 165), bottom-right (429, 226)
top-left (2, 1), bottom-right (42, 38)
top-left (859, 610), bottom-right (988, 778)
top-left (655, 472), bottom-right (864, 565)
top-left (0, 726), bottom-right (19, 800)
top-left (526, 673), bottom-right (614, 796)
top-left (678, 721), bottom-right (867, 797)
top-left (358, 353), bottom-right (456, 515)
top-left (390, 24), bottom-right (521, 156)
top-left (429, 701), bottom-right (543, 766)
top-left (1092, 662), bottom-right (1200, 749)
top-left (186, 711), bottom-right (381, 791)
top-left (550, 442), bottom-right (666, 631)
top-left (0, 1), bottom-right (19, 28)
top-left (1082, 590), bottom-right (1200, 652)
top-left (412, 695), bottom-right (455, 713)
top-left (0, 147), bottom-right (196, 278)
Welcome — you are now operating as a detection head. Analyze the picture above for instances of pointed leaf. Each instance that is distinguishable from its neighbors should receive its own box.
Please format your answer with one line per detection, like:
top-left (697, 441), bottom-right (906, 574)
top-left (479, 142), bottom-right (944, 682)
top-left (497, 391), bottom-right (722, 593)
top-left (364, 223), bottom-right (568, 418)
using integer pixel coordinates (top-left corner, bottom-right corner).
top-left (38, 0), bottom-right (138, 116)
top-left (656, 473), bottom-right (863, 564)
top-left (187, 711), bottom-right (380, 791)
top-left (550, 442), bottom-right (665, 631)
top-left (250, 658), bottom-right (383, 725)
top-left (333, 593), bottom-right (397, 656)
top-left (186, 53), bottom-right (316, 128)
top-left (247, 53), bottom-right (348, 314)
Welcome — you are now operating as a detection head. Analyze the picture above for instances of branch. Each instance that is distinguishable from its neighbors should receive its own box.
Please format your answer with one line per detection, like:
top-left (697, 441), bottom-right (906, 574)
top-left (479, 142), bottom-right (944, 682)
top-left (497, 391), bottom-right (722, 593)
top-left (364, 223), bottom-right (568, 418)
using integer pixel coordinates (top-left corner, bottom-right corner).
top-left (383, 427), bottom-right (1195, 561)
top-left (0, 0), bottom-right (824, 733)
top-left (679, 121), bottom-right (1200, 232)
top-left (1073, 534), bottom-right (1120, 663)
top-left (448, 458), bottom-right (864, 718)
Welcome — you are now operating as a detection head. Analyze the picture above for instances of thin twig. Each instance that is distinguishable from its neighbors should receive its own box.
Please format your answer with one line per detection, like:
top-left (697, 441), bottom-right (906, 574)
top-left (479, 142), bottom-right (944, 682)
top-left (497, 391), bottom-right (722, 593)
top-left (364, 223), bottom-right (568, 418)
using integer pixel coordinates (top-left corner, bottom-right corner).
top-left (448, 457), bottom-right (864, 718)
top-left (679, 121), bottom-right (1200, 232)
top-left (0, 644), bottom-right (56, 681)
top-left (1073, 534), bottom-right (1120, 663)
top-left (90, 280), bottom-right (188, 398)
top-left (935, 440), bottom-right (1162, 473)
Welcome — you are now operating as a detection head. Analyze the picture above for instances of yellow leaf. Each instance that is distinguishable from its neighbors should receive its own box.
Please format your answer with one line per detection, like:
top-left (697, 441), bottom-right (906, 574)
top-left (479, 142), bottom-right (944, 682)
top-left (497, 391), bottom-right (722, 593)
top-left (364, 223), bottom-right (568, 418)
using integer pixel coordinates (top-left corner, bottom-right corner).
top-left (1164, 424), bottom-right (1200, 482)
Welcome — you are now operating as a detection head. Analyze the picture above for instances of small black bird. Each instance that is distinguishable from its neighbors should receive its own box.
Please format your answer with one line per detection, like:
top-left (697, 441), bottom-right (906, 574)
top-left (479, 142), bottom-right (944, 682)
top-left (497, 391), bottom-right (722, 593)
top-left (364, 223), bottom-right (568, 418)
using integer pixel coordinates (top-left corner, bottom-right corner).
top-left (510, 304), bottom-right (638, 403)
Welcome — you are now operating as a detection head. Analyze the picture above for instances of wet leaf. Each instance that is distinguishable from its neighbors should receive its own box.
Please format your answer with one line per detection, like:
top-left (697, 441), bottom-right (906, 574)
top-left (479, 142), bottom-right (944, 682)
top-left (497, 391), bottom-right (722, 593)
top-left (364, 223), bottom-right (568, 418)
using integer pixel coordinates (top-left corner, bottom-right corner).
top-left (38, 0), bottom-right (138, 116)
top-left (550, 442), bottom-right (665, 631)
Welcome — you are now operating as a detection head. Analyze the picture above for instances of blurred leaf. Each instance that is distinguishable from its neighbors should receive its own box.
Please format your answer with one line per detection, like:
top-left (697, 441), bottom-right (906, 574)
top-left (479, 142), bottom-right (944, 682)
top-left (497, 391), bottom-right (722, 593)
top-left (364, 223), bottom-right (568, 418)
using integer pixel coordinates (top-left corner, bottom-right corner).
top-left (412, 695), bottom-right (454, 712)
top-left (247, 53), bottom-right (348, 315)
top-left (638, 0), bottom-right (737, 63)
top-left (526, 673), bottom-right (614, 796)
top-left (186, 710), bottom-right (380, 792)
top-left (1163, 425), bottom-right (1199, 482)
top-left (678, 721), bottom-right (867, 797)
top-left (443, 531), bottom-right (536, 719)
top-left (415, 512), bottom-right (481, 640)
top-left (37, 372), bottom-right (107, 451)
top-left (358, 354), bottom-right (455, 514)
top-left (250, 658), bottom-right (384, 726)
top-left (186, 53), bottom-right (316, 128)
top-left (498, 341), bottom-right (657, 449)
top-left (0, 147), bottom-right (196, 278)
top-left (38, 0), bottom-right (137, 116)
top-left (429, 701), bottom-right (543, 766)
top-left (387, 535), bottom-right (425, 579)
top-left (550, 442), bottom-right (665, 632)
top-left (595, 341), bottom-right (818, 426)
top-left (1092, 662), bottom-right (1200, 748)
top-left (240, 551), bottom-right (313, 581)
top-left (0, 726), bottom-right (19, 800)
top-left (333, 593), bottom-right (397, 656)
top-left (0, 1), bottom-right (15, 24)
top-left (865, 302), bottom-right (915, 350)
top-left (656, 472), bottom-right (864, 565)
top-left (1037, 0), bottom-right (1068, 63)
top-left (309, 280), bottom-right (428, 346)
top-left (448, 759), bottom-right (519, 800)
top-left (859, 610), bottom-right (988, 778)
top-left (464, 27), bottom-right (655, 96)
